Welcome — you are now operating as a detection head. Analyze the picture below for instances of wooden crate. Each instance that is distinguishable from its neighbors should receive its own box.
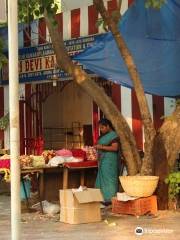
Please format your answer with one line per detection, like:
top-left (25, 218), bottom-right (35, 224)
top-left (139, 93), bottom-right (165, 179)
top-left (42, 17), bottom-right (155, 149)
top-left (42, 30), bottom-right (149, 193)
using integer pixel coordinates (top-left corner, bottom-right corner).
top-left (112, 195), bottom-right (157, 216)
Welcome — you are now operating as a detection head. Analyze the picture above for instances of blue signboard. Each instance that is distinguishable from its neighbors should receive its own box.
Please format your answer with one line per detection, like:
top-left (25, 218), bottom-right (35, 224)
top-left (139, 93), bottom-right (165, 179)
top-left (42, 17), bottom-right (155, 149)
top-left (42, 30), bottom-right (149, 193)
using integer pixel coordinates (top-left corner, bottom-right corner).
top-left (0, 35), bottom-right (96, 84)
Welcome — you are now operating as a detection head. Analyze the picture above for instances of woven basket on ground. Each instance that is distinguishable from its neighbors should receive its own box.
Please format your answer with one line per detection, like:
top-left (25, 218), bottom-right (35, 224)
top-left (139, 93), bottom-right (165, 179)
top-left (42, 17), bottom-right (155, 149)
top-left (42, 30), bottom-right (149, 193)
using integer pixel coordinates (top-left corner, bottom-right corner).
top-left (119, 176), bottom-right (159, 197)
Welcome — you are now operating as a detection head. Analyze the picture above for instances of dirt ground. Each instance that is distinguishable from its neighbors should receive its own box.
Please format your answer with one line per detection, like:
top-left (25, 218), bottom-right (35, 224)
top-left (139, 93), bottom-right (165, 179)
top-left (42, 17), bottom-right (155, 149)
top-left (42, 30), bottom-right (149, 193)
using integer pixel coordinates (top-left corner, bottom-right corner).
top-left (0, 194), bottom-right (180, 240)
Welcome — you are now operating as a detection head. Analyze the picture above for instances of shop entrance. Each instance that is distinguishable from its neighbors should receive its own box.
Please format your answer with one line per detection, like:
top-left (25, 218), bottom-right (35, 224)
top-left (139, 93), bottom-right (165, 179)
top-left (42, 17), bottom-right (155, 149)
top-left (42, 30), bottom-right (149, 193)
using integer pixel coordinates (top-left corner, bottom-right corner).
top-left (42, 81), bottom-right (93, 150)
top-left (20, 79), bottom-right (112, 154)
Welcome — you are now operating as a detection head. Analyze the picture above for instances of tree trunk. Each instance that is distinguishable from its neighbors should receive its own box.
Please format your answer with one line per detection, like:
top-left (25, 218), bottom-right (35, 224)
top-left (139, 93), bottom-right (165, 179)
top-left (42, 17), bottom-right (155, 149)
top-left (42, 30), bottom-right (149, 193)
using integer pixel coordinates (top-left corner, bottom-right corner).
top-left (44, 11), bottom-right (141, 175)
top-left (162, 103), bottom-right (180, 169)
top-left (93, 0), bottom-right (156, 175)
top-left (153, 103), bottom-right (180, 209)
top-left (153, 134), bottom-right (169, 209)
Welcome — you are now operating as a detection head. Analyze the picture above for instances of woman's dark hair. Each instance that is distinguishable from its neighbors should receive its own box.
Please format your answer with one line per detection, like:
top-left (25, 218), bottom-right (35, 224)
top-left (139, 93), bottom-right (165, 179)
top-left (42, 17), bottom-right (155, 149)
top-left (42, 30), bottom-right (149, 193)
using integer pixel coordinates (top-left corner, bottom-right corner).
top-left (98, 118), bottom-right (114, 130)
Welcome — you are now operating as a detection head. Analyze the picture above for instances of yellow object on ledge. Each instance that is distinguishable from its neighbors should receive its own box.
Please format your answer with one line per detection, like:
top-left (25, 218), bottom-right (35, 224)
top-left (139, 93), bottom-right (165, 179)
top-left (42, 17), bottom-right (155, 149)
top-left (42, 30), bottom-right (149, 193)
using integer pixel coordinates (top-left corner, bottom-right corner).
top-left (0, 168), bottom-right (10, 182)
top-left (0, 149), bottom-right (10, 156)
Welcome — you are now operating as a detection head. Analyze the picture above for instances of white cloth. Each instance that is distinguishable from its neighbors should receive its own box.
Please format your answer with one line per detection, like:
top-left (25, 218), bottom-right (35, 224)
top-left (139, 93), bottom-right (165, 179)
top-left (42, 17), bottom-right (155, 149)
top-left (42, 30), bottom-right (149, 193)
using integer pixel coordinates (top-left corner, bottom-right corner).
top-left (117, 192), bottom-right (140, 201)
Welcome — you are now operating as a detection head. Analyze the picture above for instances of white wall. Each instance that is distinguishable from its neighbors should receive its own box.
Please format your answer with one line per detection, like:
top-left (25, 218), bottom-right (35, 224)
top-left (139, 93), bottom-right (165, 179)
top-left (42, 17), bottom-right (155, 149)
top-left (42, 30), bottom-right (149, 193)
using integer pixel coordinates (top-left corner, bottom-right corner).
top-left (4, 86), bottom-right (9, 149)
top-left (43, 82), bottom-right (92, 149)
top-left (3, 84), bottom-right (25, 149)
top-left (43, 82), bottom-right (92, 128)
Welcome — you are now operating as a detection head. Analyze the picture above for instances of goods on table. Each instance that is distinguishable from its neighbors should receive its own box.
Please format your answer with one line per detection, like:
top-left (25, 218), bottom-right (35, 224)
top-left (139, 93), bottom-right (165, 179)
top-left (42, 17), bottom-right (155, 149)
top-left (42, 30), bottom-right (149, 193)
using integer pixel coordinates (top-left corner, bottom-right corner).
top-left (64, 156), bottom-right (83, 163)
top-left (0, 157), bottom-right (11, 182)
top-left (19, 155), bottom-right (33, 168)
top-left (83, 146), bottom-right (97, 161)
top-left (48, 156), bottom-right (84, 167)
top-left (56, 149), bottom-right (72, 157)
top-left (0, 154), bottom-right (11, 159)
top-left (42, 150), bottom-right (56, 164)
top-left (0, 149), bottom-right (10, 155)
top-left (31, 155), bottom-right (45, 167)
top-left (0, 168), bottom-right (10, 182)
top-left (48, 156), bottom-right (65, 166)
top-left (0, 159), bottom-right (10, 169)
top-left (71, 149), bottom-right (86, 161)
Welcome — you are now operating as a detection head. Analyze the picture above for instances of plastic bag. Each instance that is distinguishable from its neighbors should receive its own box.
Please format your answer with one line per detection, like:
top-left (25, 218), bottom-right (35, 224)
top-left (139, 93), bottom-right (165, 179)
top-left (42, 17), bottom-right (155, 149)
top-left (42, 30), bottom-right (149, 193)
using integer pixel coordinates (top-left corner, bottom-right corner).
top-left (48, 156), bottom-right (65, 166)
top-left (83, 146), bottom-right (97, 161)
top-left (32, 200), bottom-right (60, 215)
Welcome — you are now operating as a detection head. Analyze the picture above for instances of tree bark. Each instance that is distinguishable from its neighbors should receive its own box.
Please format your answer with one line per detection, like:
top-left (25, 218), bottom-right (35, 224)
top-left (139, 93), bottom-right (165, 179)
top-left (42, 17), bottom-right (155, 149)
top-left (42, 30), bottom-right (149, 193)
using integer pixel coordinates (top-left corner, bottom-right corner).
top-left (93, 0), bottom-right (156, 175)
top-left (153, 134), bottom-right (169, 209)
top-left (153, 103), bottom-right (180, 209)
top-left (161, 103), bottom-right (180, 169)
top-left (44, 11), bottom-right (141, 175)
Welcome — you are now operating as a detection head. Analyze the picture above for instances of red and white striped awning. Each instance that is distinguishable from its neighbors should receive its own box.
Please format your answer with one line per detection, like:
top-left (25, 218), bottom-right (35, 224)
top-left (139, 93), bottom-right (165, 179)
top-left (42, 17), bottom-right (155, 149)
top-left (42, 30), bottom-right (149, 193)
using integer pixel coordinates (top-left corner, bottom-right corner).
top-left (19, 0), bottom-right (129, 47)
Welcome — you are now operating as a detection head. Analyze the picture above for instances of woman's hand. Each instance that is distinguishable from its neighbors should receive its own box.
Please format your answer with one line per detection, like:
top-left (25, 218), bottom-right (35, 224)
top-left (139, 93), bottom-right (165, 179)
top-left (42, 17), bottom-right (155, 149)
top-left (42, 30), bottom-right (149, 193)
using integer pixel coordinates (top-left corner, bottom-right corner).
top-left (95, 143), bottom-right (118, 152)
top-left (95, 144), bottom-right (104, 150)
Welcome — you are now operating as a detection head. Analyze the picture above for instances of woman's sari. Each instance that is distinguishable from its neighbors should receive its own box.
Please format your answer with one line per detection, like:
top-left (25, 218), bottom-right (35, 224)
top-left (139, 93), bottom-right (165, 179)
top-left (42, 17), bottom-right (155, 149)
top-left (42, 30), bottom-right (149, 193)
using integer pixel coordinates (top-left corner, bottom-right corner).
top-left (95, 131), bottom-right (119, 202)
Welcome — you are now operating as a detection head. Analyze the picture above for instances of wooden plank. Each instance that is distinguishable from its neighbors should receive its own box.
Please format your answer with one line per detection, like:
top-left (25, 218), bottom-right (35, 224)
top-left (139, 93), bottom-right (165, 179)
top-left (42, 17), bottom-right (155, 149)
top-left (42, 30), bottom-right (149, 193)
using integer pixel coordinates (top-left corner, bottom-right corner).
top-left (80, 169), bottom-right (85, 186)
top-left (63, 167), bottom-right (69, 189)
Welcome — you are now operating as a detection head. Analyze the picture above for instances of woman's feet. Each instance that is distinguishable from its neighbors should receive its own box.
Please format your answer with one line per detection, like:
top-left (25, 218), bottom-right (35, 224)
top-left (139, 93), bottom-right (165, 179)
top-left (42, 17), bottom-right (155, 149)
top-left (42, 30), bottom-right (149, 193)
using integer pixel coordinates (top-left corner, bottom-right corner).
top-left (101, 201), bottom-right (112, 206)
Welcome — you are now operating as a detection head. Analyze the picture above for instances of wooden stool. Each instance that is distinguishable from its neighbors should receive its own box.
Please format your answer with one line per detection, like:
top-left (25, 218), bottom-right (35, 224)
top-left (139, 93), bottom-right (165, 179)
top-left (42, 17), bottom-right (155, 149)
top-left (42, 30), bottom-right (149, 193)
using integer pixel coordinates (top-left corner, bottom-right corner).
top-left (112, 195), bottom-right (157, 216)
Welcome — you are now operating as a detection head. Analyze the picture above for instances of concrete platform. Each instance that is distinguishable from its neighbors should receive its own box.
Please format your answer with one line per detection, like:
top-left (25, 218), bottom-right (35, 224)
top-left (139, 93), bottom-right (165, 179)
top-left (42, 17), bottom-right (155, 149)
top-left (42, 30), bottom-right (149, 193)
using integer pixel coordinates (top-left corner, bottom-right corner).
top-left (0, 195), bottom-right (179, 240)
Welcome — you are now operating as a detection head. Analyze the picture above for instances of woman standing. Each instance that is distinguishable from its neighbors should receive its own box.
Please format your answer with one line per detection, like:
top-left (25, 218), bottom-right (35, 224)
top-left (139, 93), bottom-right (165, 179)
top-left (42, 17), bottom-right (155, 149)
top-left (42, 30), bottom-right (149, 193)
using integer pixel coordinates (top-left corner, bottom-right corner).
top-left (95, 118), bottom-right (119, 203)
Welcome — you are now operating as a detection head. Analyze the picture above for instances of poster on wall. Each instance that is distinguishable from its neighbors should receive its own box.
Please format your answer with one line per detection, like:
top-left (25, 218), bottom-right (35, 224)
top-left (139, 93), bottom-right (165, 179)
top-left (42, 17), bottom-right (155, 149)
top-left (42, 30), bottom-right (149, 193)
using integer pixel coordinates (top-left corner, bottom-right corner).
top-left (0, 35), bottom-right (96, 84)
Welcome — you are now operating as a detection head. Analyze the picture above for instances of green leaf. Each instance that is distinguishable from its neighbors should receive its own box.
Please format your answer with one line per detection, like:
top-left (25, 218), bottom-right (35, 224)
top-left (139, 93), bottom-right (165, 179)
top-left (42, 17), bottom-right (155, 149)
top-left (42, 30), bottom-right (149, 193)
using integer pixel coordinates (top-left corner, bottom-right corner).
top-left (175, 188), bottom-right (180, 193)
top-left (53, 4), bottom-right (58, 13)
top-left (39, 6), bottom-right (44, 14)
top-left (52, 19), bottom-right (58, 27)
top-left (166, 171), bottom-right (180, 199)
top-left (164, 178), bottom-right (169, 184)
top-left (34, 10), bottom-right (40, 17)
top-left (145, 0), bottom-right (166, 9)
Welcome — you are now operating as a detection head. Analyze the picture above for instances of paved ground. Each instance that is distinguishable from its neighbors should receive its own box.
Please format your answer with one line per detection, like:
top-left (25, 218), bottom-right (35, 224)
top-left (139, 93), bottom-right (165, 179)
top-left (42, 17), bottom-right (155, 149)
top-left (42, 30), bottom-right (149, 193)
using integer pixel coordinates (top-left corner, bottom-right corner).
top-left (0, 195), bottom-right (180, 240)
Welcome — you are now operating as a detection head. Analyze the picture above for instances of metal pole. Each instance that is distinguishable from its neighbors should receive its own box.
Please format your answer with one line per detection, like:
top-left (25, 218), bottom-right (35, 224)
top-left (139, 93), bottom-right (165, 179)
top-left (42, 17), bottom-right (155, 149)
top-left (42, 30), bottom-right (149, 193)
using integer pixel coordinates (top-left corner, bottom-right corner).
top-left (8, 0), bottom-right (21, 239)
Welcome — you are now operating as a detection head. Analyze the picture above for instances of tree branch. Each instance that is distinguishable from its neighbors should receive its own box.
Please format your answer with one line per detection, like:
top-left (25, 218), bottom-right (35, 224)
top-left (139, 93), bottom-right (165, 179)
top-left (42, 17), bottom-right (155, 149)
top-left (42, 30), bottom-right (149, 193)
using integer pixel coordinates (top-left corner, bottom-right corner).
top-left (93, 0), bottom-right (156, 175)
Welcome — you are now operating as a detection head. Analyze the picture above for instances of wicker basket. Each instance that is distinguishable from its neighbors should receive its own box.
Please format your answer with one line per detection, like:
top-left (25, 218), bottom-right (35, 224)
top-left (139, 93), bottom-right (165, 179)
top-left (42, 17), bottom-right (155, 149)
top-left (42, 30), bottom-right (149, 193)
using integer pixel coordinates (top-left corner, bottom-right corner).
top-left (119, 176), bottom-right (159, 197)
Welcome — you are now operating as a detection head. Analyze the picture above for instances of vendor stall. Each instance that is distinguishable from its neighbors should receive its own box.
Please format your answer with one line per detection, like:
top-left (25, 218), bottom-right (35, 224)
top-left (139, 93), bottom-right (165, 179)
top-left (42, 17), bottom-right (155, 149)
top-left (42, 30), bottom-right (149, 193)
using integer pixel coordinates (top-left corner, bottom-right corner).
top-left (0, 147), bottom-right (98, 203)
top-left (0, 0), bottom-right (176, 206)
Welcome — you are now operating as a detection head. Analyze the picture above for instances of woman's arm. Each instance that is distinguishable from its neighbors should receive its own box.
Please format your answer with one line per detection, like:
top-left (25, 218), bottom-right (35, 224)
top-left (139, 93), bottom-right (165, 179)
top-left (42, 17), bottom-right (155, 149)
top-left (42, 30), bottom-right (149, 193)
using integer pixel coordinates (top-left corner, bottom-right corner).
top-left (95, 142), bottom-right (119, 152)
